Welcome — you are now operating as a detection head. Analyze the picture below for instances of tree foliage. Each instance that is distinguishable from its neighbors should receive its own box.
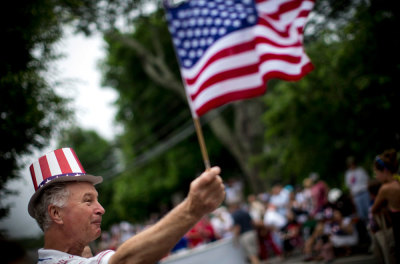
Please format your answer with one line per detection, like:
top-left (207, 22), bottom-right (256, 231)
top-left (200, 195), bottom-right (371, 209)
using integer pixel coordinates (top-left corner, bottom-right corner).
top-left (0, 0), bottom-right (74, 219)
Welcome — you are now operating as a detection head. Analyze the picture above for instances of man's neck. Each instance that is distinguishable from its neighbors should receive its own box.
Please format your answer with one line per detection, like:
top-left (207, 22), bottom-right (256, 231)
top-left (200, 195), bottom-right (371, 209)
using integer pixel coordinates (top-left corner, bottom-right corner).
top-left (44, 227), bottom-right (86, 256)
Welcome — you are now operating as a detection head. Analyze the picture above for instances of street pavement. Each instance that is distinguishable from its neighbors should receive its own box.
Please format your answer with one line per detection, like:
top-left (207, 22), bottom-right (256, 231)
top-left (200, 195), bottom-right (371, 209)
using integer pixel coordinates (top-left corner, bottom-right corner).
top-left (265, 253), bottom-right (379, 264)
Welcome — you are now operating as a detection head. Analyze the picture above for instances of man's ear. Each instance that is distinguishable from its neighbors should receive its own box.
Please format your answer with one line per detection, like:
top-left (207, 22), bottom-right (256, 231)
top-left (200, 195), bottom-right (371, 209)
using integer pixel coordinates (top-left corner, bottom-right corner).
top-left (48, 204), bottom-right (63, 225)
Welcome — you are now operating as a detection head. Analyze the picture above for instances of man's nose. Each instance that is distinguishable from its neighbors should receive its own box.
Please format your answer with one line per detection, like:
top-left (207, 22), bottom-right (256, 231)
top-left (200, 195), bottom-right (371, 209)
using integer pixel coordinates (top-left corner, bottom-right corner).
top-left (95, 201), bottom-right (106, 215)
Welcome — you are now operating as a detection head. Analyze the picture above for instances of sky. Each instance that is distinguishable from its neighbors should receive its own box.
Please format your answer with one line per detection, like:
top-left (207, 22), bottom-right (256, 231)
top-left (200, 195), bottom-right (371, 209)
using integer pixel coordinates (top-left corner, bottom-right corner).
top-left (0, 29), bottom-right (118, 238)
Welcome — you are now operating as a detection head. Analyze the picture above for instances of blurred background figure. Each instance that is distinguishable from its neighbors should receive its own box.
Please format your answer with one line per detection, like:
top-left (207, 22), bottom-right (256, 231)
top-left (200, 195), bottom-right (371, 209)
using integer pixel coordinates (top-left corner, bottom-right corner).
top-left (269, 183), bottom-right (290, 218)
top-left (263, 203), bottom-right (286, 256)
top-left (185, 215), bottom-right (217, 249)
top-left (247, 194), bottom-right (265, 225)
top-left (344, 156), bottom-right (370, 223)
top-left (229, 201), bottom-right (261, 264)
top-left (210, 206), bottom-right (234, 239)
top-left (372, 149), bottom-right (400, 263)
top-left (225, 178), bottom-right (244, 205)
top-left (368, 179), bottom-right (396, 264)
top-left (280, 210), bottom-right (302, 258)
top-left (309, 173), bottom-right (329, 217)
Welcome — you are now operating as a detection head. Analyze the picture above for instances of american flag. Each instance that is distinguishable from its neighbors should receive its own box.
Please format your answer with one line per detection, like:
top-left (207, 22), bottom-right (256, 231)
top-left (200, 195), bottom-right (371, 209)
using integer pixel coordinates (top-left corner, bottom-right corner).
top-left (164, 0), bottom-right (315, 117)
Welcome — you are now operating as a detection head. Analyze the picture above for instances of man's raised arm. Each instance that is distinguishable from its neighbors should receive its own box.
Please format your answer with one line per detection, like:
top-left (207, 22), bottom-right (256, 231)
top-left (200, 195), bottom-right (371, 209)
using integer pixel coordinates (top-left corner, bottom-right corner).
top-left (109, 166), bottom-right (225, 264)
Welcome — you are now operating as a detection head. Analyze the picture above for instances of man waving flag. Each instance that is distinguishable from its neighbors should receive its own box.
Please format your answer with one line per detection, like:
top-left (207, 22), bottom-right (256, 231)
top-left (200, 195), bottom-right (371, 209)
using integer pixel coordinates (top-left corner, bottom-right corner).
top-left (164, 0), bottom-right (315, 117)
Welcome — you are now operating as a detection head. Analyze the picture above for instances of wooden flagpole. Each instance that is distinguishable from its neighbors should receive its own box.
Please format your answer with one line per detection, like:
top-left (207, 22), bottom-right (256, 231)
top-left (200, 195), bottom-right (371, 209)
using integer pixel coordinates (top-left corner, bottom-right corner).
top-left (164, 5), bottom-right (211, 171)
top-left (193, 117), bottom-right (211, 170)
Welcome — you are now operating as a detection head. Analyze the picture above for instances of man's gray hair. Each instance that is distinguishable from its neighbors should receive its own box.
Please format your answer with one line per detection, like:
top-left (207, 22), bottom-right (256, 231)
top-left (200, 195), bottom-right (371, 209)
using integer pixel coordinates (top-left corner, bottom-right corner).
top-left (32, 182), bottom-right (70, 231)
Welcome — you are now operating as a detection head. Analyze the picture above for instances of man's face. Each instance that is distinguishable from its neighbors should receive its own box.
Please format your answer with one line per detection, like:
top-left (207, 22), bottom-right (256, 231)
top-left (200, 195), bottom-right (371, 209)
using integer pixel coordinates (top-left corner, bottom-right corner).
top-left (60, 182), bottom-right (105, 244)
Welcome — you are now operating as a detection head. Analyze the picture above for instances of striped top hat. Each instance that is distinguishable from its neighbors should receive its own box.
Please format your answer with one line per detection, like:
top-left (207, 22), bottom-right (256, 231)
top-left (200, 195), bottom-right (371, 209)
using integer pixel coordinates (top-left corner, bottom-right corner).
top-left (28, 147), bottom-right (103, 217)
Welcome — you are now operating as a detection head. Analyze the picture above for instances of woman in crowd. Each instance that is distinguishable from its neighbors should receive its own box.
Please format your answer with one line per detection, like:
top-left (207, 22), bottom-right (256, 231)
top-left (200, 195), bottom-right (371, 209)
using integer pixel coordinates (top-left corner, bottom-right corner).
top-left (371, 149), bottom-right (400, 262)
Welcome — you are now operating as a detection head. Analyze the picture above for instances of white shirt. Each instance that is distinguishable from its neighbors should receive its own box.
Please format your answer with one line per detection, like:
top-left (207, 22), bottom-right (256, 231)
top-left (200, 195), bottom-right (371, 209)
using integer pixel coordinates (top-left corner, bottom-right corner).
top-left (263, 209), bottom-right (287, 229)
top-left (345, 167), bottom-right (369, 196)
top-left (38, 248), bottom-right (115, 264)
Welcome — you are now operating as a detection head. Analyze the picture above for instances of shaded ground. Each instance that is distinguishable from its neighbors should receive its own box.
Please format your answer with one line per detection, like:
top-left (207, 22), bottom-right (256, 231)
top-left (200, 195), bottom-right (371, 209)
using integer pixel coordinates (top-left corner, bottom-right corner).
top-left (265, 252), bottom-right (378, 264)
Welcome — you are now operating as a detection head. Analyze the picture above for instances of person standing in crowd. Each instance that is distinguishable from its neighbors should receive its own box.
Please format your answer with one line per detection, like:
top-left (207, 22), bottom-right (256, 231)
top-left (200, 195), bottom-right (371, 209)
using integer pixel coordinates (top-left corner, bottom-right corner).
top-left (309, 173), bottom-right (329, 217)
top-left (344, 156), bottom-right (370, 223)
top-left (27, 147), bottom-right (225, 264)
top-left (263, 203), bottom-right (286, 255)
top-left (368, 179), bottom-right (396, 264)
top-left (269, 183), bottom-right (290, 217)
top-left (229, 201), bottom-right (261, 264)
top-left (371, 149), bottom-right (400, 263)
top-left (247, 194), bottom-right (265, 225)
top-left (225, 178), bottom-right (244, 205)
top-left (210, 206), bottom-right (234, 239)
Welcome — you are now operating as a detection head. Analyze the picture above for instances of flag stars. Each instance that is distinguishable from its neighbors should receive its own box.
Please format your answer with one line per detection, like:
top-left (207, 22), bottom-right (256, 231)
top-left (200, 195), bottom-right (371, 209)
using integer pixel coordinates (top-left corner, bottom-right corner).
top-left (247, 15), bottom-right (257, 24)
top-left (193, 8), bottom-right (200, 16)
top-left (207, 2), bottom-right (216, 8)
top-left (173, 20), bottom-right (181, 27)
top-left (173, 38), bottom-right (181, 46)
top-left (178, 49), bottom-right (186, 57)
top-left (166, 0), bottom-right (258, 68)
top-left (184, 59), bottom-right (192, 67)
top-left (177, 30), bottom-right (185, 38)
top-left (183, 40), bottom-right (190, 48)
top-left (235, 4), bottom-right (242, 11)
top-left (192, 39), bottom-right (199, 47)
top-left (198, 17), bottom-right (205, 26)
top-left (224, 19), bottom-right (232, 27)
top-left (177, 11), bottom-right (186, 19)
top-left (189, 50), bottom-right (196, 58)
top-left (201, 8), bottom-right (209, 16)
top-left (195, 28), bottom-right (202, 37)
top-left (210, 9), bottom-right (219, 16)
top-left (233, 20), bottom-right (241, 28)
top-left (220, 11), bottom-right (228, 18)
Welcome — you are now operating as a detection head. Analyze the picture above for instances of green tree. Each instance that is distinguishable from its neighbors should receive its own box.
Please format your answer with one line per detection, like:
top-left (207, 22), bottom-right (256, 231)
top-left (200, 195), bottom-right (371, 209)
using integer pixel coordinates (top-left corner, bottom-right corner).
top-left (0, 0), bottom-right (129, 220)
top-left (0, 0), bottom-right (72, 219)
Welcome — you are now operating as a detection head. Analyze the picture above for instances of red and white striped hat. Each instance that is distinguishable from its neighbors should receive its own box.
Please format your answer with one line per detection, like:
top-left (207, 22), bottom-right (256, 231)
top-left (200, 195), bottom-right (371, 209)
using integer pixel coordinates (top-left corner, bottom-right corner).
top-left (28, 147), bottom-right (103, 217)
